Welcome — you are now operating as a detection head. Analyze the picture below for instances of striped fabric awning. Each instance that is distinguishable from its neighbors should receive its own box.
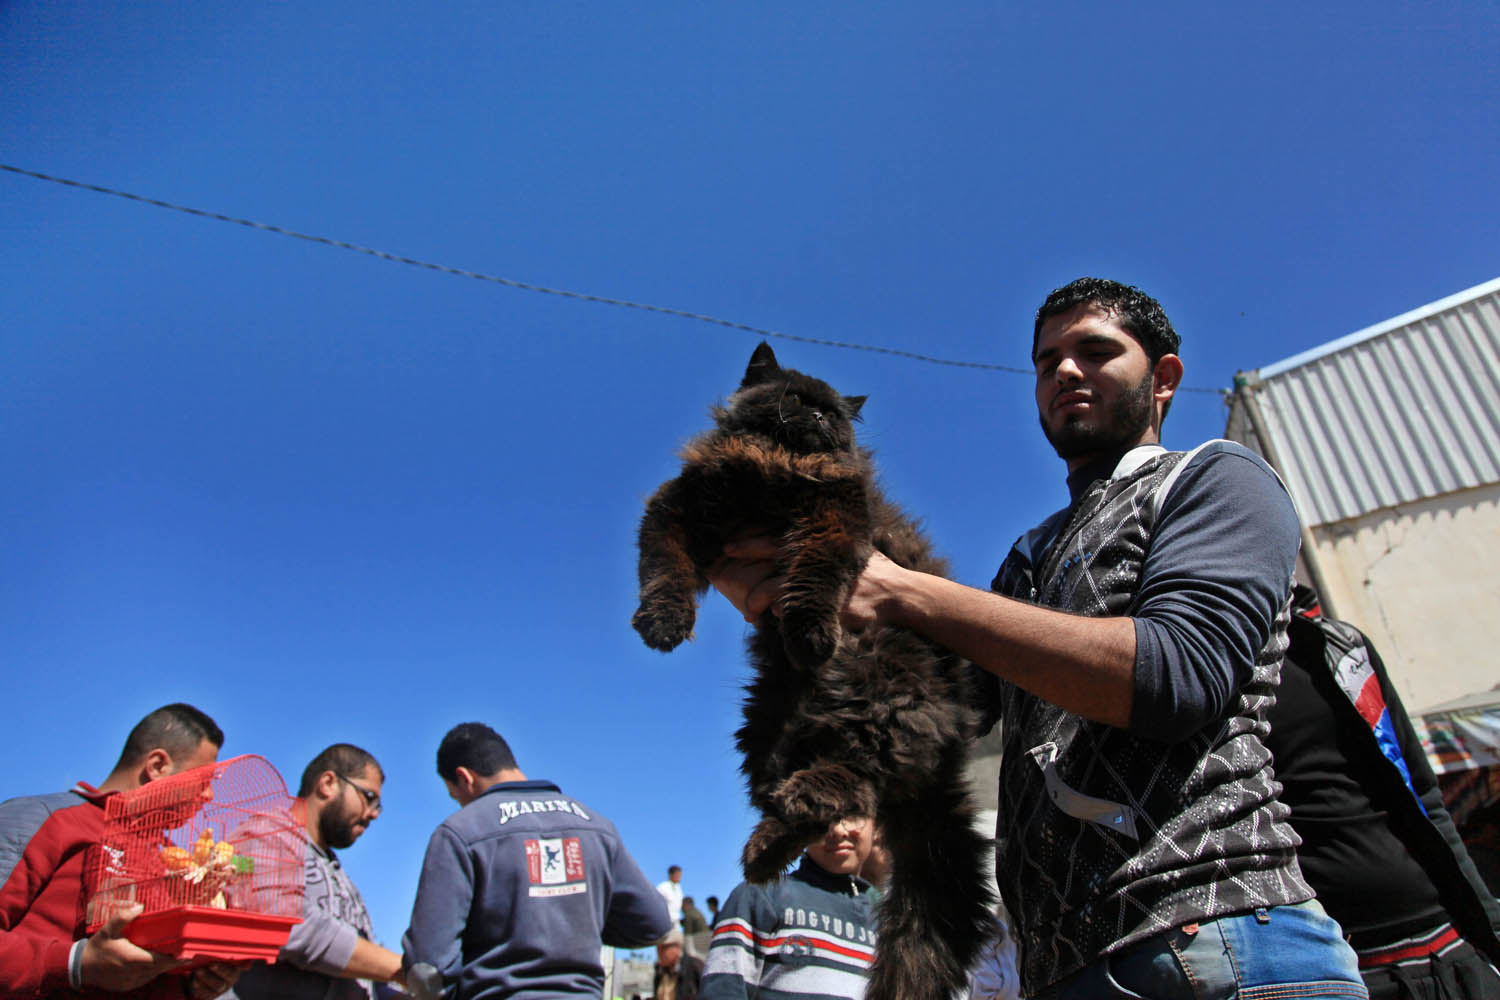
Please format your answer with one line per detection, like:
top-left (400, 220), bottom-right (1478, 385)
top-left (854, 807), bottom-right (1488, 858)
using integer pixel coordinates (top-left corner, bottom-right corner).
top-left (1418, 690), bottom-right (1500, 775)
top-left (1418, 691), bottom-right (1500, 828)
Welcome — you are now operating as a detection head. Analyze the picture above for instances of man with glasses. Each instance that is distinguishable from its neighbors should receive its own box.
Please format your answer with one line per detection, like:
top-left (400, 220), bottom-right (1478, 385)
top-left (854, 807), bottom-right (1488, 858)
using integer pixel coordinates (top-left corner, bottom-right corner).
top-left (230, 743), bottom-right (402, 1000)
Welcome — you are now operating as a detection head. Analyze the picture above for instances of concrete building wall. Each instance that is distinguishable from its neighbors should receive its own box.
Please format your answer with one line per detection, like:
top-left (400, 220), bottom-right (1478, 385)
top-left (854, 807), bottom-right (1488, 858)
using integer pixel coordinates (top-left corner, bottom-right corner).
top-left (1308, 481), bottom-right (1500, 713)
top-left (965, 723), bottom-right (1004, 876)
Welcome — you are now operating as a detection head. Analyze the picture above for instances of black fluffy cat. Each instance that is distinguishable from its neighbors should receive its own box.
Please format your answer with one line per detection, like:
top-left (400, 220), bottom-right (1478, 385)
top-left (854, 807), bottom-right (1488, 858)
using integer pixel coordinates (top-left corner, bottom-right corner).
top-left (633, 342), bottom-right (996, 1000)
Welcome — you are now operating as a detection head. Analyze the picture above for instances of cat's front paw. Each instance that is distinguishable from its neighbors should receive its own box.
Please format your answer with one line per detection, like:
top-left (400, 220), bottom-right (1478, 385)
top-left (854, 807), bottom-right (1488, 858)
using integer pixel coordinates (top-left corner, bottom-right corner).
top-left (632, 603), bottom-right (696, 651)
top-left (741, 817), bottom-right (802, 884)
top-left (779, 610), bottom-right (841, 668)
top-left (772, 765), bottom-right (872, 826)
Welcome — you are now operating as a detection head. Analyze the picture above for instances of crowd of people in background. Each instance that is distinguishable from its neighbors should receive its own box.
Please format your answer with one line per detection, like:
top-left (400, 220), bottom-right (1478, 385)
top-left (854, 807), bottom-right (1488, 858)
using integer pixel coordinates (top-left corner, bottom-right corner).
top-left (0, 706), bottom-right (675, 1000)
top-left (4, 278), bottom-right (1499, 1000)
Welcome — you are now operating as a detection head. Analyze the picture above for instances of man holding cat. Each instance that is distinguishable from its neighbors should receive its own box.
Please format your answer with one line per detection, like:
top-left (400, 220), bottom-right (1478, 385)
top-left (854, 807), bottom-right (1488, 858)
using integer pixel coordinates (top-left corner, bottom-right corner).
top-left (710, 278), bottom-right (1366, 998)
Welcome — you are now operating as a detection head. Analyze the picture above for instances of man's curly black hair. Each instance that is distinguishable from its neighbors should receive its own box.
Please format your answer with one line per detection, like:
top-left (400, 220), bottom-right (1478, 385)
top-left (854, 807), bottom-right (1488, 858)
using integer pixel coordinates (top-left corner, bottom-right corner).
top-left (1032, 277), bottom-right (1181, 365)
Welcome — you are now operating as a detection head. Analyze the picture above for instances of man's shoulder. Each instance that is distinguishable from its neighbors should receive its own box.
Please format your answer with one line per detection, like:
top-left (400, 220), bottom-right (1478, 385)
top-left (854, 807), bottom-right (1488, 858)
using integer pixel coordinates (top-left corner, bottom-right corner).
top-left (1170, 439), bottom-right (1280, 483)
top-left (1, 790), bottom-right (100, 841)
top-left (446, 784), bottom-right (614, 842)
top-left (0, 789), bottom-right (86, 814)
top-left (1152, 439), bottom-right (1291, 515)
top-left (717, 879), bottom-right (771, 912)
top-left (228, 806), bottom-right (303, 840)
top-left (0, 789), bottom-right (89, 836)
top-left (0, 790), bottom-right (100, 894)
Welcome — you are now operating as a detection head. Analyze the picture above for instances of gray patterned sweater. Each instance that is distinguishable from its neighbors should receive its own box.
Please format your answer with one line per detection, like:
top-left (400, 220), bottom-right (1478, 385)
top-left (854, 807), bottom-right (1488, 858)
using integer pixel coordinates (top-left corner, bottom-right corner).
top-left (988, 442), bottom-right (1314, 993)
top-left (228, 835), bottom-right (378, 1000)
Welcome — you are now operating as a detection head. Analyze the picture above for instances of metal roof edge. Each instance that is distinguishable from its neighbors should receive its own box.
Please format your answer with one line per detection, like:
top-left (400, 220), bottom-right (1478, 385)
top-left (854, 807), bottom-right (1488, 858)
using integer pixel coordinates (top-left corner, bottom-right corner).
top-left (1256, 274), bottom-right (1500, 379)
top-left (1416, 687), bottom-right (1500, 718)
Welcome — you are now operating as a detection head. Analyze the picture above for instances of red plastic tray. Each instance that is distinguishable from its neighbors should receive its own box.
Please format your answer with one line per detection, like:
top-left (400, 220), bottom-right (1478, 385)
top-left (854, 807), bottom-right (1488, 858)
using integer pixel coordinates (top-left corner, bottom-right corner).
top-left (125, 906), bottom-right (300, 963)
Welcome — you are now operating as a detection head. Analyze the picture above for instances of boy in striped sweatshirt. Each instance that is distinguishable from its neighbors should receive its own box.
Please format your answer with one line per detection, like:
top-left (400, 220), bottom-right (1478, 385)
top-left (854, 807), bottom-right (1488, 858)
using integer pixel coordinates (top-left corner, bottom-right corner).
top-left (701, 817), bottom-right (876, 1000)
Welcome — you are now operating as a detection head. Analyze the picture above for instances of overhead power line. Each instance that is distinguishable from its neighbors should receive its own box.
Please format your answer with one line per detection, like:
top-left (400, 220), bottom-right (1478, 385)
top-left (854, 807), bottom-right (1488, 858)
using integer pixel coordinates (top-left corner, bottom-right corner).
top-left (2, 162), bottom-right (1222, 391)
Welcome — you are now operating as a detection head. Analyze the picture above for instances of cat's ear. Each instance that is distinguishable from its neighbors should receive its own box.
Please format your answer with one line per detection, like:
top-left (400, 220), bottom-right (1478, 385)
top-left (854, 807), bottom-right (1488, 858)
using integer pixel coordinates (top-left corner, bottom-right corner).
top-left (843, 395), bottom-right (867, 420)
top-left (742, 341), bottom-right (781, 387)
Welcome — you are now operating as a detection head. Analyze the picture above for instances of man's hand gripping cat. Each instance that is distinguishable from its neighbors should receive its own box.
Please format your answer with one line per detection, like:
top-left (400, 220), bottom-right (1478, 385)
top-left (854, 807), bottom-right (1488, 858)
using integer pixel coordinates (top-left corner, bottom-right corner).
top-left (710, 537), bottom-right (908, 633)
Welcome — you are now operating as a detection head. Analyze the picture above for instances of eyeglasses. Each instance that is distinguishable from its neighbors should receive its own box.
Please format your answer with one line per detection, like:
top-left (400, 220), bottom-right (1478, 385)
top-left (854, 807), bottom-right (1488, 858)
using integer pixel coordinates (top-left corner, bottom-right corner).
top-left (337, 774), bottom-right (383, 816)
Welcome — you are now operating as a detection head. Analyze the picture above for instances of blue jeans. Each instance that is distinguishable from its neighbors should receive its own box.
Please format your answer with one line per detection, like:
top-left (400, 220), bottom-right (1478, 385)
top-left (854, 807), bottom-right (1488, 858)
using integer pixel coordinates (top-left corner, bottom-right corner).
top-left (1036, 900), bottom-right (1368, 1000)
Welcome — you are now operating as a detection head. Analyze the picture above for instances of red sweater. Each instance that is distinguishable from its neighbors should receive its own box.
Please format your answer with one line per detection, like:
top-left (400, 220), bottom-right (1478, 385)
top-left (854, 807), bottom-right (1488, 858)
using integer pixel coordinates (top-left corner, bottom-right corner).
top-left (0, 785), bottom-right (182, 1000)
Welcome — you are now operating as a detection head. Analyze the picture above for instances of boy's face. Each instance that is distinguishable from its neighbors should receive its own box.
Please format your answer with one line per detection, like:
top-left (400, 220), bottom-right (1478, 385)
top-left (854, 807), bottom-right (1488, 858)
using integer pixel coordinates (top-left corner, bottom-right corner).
top-left (805, 815), bottom-right (875, 876)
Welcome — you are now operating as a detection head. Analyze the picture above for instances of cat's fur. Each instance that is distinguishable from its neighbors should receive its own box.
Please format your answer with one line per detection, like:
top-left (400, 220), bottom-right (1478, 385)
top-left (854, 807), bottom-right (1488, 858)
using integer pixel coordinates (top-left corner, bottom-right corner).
top-left (633, 342), bottom-right (996, 1000)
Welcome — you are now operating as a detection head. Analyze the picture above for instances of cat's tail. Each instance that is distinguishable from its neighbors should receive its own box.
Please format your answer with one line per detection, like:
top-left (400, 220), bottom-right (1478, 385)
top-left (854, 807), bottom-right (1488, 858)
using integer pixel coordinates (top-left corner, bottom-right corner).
top-left (867, 766), bottom-right (997, 1000)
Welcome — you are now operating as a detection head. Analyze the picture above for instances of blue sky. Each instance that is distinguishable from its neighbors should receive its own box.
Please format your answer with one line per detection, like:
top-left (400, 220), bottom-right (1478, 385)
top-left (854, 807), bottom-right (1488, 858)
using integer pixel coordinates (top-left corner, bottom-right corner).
top-left (4, 2), bottom-right (1497, 954)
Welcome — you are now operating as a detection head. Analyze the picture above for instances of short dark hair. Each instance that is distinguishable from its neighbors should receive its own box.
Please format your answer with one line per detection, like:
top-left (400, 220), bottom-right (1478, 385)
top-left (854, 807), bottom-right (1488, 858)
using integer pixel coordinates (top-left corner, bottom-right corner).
top-left (298, 743), bottom-right (384, 797)
top-left (1033, 277), bottom-right (1180, 366)
top-left (113, 703), bottom-right (223, 773)
top-left (436, 723), bottom-right (518, 782)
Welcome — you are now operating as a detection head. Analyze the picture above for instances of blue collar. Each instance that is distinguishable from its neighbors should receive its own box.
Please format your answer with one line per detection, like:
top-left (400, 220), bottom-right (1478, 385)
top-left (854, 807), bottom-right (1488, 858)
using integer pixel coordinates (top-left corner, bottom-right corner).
top-left (476, 779), bottom-right (562, 799)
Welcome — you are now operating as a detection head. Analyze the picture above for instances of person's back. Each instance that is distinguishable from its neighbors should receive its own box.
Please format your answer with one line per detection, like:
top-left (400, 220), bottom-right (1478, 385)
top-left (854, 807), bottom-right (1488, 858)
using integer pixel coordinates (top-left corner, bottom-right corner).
top-left (0, 789), bottom-right (88, 886)
top-left (1267, 589), bottom-right (1500, 996)
top-left (680, 897), bottom-right (711, 958)
top-left (414, 783), bottom-right (663, 996)
top-left (403, 723), bottom-right (670, 999)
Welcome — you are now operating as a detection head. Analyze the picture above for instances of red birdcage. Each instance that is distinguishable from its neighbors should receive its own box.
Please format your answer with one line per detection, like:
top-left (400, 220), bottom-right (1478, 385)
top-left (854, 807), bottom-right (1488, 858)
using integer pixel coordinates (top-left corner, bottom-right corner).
top-left (84, 753), bottom-right (306, 963)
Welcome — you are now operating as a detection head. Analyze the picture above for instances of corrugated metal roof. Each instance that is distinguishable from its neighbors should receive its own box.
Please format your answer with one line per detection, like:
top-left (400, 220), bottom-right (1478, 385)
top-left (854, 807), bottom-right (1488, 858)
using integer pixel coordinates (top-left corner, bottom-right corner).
top-left (1228, 276), bottom-right (1500, 527)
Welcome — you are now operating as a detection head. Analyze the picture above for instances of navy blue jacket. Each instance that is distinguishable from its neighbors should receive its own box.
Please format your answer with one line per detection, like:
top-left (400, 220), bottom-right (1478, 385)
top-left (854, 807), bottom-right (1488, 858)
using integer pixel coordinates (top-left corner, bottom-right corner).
top-left (402, 780), bottom-right (669, 999)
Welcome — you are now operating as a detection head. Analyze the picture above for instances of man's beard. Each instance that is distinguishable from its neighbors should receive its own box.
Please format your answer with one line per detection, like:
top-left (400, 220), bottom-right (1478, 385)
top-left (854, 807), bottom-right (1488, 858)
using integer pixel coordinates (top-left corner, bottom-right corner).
top-left (1040, 373), bottom-right (1154, 460)
top-left (319, 798), bottom-right (362, 849)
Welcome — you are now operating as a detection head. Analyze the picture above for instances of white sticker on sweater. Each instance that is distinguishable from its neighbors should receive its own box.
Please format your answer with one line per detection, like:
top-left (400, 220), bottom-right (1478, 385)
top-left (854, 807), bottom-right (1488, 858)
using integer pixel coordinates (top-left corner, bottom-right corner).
top-left (1028, 742), bottom-right (1138, 840)
top-left (525, 837), bottom-right (587, 897)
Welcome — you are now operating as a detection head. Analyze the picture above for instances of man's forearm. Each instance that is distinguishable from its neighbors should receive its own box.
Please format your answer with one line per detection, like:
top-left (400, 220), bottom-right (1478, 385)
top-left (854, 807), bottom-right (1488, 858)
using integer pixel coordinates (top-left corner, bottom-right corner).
top-left (858, 556), bottom-right (1137, 728)
top-left (341, 938), bottom-right (403, 983)
top-left (0, 929), bottom-right (73, 996)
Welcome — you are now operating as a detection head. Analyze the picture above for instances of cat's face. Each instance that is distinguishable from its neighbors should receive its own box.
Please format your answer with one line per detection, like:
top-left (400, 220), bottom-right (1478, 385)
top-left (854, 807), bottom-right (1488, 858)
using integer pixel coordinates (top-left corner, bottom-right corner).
top-left (719, 342), bottom-right (866, 455)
